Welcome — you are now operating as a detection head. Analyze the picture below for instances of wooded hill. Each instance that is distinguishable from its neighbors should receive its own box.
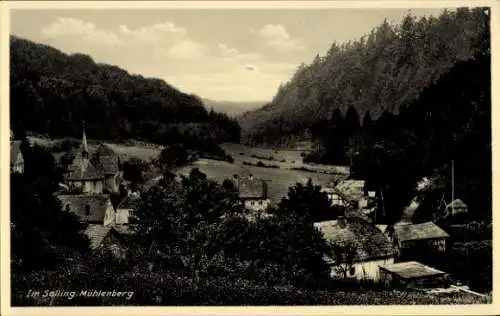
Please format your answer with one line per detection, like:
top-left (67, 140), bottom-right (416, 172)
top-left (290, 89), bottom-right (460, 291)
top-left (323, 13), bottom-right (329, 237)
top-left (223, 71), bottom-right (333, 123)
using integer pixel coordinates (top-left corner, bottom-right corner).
top-left (239, 8), bottom-right (489, 147)
top-left (10, 36), bottom-right (241, 148)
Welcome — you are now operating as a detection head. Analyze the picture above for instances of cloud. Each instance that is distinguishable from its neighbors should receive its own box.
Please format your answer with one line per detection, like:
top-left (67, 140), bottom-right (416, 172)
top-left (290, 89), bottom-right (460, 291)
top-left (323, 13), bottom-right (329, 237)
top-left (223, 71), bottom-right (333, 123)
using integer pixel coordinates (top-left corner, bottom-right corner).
top-left (37, 18), bottom-right (298, 101)
top-left (251, 24), bottom-right (305, 52)
top-left (41, 17), bottom-right (124, 47)
top-left (168, 40), bottom-right (209, 60)
top-left (118, 21), bottom-right (187, 46)
top-left (218, 43), bottom-right (239, 56)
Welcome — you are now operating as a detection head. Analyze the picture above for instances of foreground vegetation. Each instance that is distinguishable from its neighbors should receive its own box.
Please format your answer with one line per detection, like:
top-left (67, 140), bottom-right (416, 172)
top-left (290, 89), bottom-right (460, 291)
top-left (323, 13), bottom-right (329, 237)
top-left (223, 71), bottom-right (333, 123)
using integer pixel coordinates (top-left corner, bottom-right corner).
top-left (11, 141), bottom-right (491, 306)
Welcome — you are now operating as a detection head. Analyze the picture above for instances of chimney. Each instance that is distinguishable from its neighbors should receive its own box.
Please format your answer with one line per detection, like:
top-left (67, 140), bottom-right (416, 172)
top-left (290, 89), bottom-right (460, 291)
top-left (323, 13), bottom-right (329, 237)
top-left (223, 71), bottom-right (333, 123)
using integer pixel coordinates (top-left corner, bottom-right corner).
top-left (338, 216), bottom-right (346, 228)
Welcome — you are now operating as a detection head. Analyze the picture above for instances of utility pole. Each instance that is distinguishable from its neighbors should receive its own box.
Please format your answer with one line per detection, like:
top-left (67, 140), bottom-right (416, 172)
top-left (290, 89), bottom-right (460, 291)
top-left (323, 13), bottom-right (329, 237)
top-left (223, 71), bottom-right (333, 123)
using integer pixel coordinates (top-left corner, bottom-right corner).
top-left (451, 159), bottom-right (455, 214)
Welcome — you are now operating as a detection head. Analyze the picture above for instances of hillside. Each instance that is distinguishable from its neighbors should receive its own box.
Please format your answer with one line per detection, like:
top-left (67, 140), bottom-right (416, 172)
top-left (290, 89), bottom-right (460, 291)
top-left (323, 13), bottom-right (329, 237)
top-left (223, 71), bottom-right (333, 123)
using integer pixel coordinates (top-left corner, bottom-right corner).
top-left (10, 36), bottom-right (241, 147)
top-left (239, 8), bottom-right (489, 147)
top-left (202, 98), bottom-right (266, 117)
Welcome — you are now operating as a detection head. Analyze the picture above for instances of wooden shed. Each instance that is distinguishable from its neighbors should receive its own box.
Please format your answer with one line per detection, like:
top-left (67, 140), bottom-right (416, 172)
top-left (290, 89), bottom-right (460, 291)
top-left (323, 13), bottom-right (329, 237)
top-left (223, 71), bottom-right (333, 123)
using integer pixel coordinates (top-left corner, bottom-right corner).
top-left (379, 261), bottom-right (449, 289)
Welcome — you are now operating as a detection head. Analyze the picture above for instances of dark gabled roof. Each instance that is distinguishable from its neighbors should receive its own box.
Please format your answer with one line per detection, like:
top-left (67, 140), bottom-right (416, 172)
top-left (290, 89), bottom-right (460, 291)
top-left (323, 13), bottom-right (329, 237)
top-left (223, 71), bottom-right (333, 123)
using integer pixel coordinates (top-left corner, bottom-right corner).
top-left (84, 224), bottom-right (113, 249)
top-left (238, 176), bottom-right (267, 199)
top-left (379, 261), bottom-right (446, 279)
top-left (394, 222), bottom-right (449, 242)
top-left (10, 141), bottom-right (23, 164)
top-left (117, 195), bottom-right (139, 210)
top-left (56, 194), bottom-right (112, 223)
top-left (95, 143), bottom-right (117, 157)
top-left (314, 217), bottom-right (394, 263)
top-left (67, 160), bottom-right (104, 181)
top-left (93, 155), bottom-right (119, 175)
top-left (446, 199), bottom-right (468, 209)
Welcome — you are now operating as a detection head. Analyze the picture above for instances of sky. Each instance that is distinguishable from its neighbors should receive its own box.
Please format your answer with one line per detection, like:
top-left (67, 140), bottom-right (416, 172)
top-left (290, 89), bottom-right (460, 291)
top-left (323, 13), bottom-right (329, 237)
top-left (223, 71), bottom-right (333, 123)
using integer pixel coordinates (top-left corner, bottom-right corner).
top-left (10, 8), bottom-right (446, 102)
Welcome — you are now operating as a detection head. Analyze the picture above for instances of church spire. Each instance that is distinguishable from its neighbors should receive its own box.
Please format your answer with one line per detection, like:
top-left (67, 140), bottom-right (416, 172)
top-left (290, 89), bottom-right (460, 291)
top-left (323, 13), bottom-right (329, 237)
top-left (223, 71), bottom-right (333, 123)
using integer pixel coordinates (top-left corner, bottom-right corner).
top-left (82, 121), bottom-right (89, 159)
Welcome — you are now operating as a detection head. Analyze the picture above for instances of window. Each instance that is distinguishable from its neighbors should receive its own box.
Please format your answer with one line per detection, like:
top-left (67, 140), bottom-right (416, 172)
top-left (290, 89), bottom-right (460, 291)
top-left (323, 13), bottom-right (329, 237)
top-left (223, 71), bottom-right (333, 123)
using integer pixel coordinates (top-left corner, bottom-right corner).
top-left (349, 266), bottom-right (356, 276)
top-left (250, 201), bottom-right (255, 206)
top-left (84, 204), bottom-right (90, 216)
top-left (259, 201), bottom-right (262, 205)
top-left (65, 204), bottom-right (70, 212)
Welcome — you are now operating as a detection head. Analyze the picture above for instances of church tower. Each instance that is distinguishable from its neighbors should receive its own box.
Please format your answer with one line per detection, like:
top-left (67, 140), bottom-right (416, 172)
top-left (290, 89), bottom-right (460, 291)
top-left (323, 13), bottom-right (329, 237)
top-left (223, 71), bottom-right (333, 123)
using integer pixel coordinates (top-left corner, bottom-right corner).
top-left (81, 121), bottom-right (89, 161)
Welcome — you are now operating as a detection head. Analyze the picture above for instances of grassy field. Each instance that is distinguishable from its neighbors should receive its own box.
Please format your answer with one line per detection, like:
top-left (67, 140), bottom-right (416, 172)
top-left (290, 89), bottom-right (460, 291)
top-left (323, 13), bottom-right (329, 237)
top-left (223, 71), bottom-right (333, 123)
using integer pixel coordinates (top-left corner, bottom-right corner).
top-left (28, 136), bottom-right (161, 162)
top-left (29, 135), bottom-right (346, 203)
top-left (176, 159), bottom-right (340, 203)
top-left (221, 142), bottom-right (349, 175)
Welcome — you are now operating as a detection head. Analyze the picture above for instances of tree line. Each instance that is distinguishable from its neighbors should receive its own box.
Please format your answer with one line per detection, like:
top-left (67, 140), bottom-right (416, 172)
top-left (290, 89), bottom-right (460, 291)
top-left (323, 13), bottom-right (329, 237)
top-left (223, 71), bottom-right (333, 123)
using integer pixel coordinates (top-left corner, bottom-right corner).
top-left (10, 36), bottom-right (241, 150)
top-left (240, 8), bottom-right (489, 148)
top-left (305, 40), bottom-right (490, 225)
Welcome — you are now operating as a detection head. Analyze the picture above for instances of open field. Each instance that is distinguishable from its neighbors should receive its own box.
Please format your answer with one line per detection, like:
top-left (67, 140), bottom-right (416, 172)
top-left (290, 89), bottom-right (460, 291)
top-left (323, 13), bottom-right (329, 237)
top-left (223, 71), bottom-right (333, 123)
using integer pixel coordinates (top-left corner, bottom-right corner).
top-left (28, 136), bottom-right (161, 162)
top-left (28, 135), bottom-right (346, 202)
top-left (176, 159), bottom-right (340, 203)
top-left (221, 142), bottom-right (349, 175)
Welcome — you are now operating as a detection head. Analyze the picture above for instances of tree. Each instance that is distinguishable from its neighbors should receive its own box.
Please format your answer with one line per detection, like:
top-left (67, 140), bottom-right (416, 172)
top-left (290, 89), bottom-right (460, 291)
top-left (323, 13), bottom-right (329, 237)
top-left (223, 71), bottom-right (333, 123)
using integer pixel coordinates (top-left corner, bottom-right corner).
top-left (275, 179), bottom-right (339, 222)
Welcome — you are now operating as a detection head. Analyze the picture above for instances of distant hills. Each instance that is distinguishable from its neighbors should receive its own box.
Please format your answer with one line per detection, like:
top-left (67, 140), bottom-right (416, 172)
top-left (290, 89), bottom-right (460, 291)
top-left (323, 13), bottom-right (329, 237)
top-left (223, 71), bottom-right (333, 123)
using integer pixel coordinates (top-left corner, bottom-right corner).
top-left (202, 98), bottom-right (267, 117)
top-left (239, 8), bottom-right (490, 147)
top-left (10, 36), bottom-right (241, 147)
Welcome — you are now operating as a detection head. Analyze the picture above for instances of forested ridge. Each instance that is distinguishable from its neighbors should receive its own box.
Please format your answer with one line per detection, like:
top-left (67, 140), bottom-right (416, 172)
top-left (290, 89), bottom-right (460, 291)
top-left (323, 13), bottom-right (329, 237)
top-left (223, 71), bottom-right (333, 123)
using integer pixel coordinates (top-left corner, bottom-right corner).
top-left (239, 8), bottom-right (489, 147)
top-left (10, 36), bottom-right (241, 148)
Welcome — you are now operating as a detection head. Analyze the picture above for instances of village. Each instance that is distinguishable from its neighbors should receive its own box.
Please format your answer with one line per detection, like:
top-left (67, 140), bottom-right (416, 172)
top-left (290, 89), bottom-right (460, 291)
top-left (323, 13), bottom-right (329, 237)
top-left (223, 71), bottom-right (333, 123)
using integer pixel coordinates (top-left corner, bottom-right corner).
top-left (9, 126), bottom-right (487, 299)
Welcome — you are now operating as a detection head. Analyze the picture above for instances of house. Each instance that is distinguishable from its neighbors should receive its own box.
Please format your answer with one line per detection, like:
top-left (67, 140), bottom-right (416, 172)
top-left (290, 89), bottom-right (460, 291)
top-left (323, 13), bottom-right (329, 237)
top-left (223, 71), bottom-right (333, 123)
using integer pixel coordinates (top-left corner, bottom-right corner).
top-left (56, 194), bottom-right (116, 226)
top-left (321, 187), bottom-right (346, 206)
top-left (445, 199), bottom-right (468, 217)
top-left (115, 193), bottom-right (139, 226)
top-left (92, 143), bottom-right (121, 193)
top-left (66, 128), bottom-right (105, 194)
top-left (379, 261), bottom-right (449, 289)
top-left (65, 127), bottom-right (121, 194)
top-left (84, 224), bottom-right (127, 259)
top-left (236, 174), bottom-right (271, 211)
top-left (10, 140), bottom-right (24, 174)
top-left (323, 180), bottom-right (375, 209)
top-left (389, 222), bottom-right (449, 256)
top-left (314, 216), bottom-right (395, 281)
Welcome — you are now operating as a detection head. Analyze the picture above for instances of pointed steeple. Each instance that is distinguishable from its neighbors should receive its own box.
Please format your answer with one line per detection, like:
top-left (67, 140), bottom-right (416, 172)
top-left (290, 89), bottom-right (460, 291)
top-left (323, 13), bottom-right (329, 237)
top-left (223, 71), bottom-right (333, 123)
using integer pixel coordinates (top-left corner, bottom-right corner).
top-left (82, 121), bottom-right (89, 160)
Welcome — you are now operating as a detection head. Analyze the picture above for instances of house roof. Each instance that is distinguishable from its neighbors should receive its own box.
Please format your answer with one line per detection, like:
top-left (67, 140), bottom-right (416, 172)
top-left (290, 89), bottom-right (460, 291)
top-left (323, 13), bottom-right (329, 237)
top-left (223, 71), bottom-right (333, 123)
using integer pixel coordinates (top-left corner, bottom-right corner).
top-left (376, 224), bottom-right (388, 233)
top-left (117, 195), bottom-right (139, 210)
top-left (335, 179), bottom-right (365, 202)
top-left (10, 141), bottom-right (23, 165)
top-left (93, 155), bottom-right (120, 175)
top-left (314, 217), bottom-right (394, 263)
top-left (379, 261), bottom-right (446, 279)
top-left (84, 224), bottom-right (113, 249)
top-left (238, 176), bottom-right (267, 199)
top-left (56, 194), bottom-right (112, 223)
top-left (446, 199), bottom-right (468, 209)
top-left (67, 160), bottom-right (104, 181)
top-left (95, 143), bottom-right (117, 156)
top-left (394, 222), bottom-right (449, 242)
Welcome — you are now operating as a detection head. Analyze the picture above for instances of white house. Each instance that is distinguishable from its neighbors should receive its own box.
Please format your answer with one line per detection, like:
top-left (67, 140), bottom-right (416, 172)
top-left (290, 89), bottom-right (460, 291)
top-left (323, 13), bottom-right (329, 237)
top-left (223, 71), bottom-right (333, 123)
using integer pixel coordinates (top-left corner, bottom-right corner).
top-left (236, 174), bottom-right (271, 212)
top-left (314, 216), bottom-right (395, 281)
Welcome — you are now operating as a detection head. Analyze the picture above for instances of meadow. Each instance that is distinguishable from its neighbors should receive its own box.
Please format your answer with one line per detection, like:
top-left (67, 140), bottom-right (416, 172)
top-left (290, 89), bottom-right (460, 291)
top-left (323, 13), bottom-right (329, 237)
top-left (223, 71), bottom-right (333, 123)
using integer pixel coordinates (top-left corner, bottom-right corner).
top-left (176, 159), bottom-right (340, 203)
top-left (28, 136), bottom-right (161, 162)
top-left (29, 135), bottom-right (347, 203)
